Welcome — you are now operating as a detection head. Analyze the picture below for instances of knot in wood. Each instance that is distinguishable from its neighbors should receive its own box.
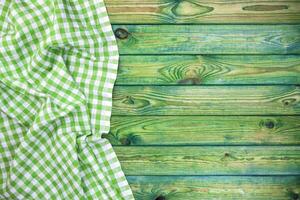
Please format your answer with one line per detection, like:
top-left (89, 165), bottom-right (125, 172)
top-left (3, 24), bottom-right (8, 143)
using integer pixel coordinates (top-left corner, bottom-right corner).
top-left (282, 98), bottom-right (297, 107)
top-left (224, 152), bottom-right (230, 157)
top-left (155, 195), bottom-right (166, 200)
top-left (265, 121), bottom-right (275, 129)
top-left (120, 138), bottom-right (131, 145)
top-left (123, 96), bottom-right (135, 105)
top-left (114, 28), bottom-right (129, 39)
top-left (290, 192), bottom-right (299, 200)
top-left (259, 119), bottom-right (278, 130)
top-left (178, 77), bottom-right (200, 85)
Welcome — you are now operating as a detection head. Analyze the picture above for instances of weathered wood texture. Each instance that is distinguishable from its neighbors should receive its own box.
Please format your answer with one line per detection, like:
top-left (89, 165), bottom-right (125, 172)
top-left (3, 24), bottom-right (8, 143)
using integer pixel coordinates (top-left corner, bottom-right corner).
top-left (127, 176), bottom-right (300, 200)
top-left (112, 86), bottom-right (300, 115)
top-left (115, 146), bottom-right (300, 175)
top-left (107, 2), bottom-right (300, 198)
top-left (106, 116), bottom-right (300, 145)
top-left (106, 0), bottom-right (300, 24)
top-left (113, 25), bottom-right (300, 54)
top-left (116, 55), bottom-right (300, 85)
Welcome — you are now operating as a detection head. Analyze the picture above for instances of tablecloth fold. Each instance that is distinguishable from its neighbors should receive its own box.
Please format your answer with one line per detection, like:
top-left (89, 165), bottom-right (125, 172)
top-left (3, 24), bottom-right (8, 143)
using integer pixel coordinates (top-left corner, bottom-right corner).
top-left (0, 1), bottom-right (134, 199)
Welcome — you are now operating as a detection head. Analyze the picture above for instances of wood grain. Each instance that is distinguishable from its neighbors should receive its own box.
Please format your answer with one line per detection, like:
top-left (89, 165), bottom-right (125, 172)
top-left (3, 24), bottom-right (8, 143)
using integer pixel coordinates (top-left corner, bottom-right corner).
top-left (115, 146), bottom-right (300, 175)
top-left (107, 2), bottom-right (300, 197)
top-left (112, 25), bottom-right (300, 54)
top-left (106, 0), bottom-right (300, 24)
top-left (105, 116), bottom-right (300, 145)
top-left (127, 176), bottom-right (300, 200)
top-left (112, 86), bottom-right (300, 115)
top-left (116, 55), bottom-right (300, 85)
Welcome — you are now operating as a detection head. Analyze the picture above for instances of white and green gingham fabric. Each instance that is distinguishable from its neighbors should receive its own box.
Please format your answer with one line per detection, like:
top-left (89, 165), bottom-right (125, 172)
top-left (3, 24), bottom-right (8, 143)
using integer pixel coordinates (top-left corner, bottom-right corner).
top-left (0, 0), bottom-right (134, 199)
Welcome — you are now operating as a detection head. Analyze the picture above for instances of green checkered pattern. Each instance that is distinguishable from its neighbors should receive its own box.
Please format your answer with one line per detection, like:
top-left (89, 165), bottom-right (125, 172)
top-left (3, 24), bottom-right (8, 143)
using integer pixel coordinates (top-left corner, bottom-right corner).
top-left (0, 0), bottom-right (134, 199)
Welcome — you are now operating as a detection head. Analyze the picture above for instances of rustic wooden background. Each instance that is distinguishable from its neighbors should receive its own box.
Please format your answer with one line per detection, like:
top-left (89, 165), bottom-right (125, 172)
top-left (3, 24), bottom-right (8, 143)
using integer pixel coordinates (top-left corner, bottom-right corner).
top-left (104, 0), bottom-right (300, 199)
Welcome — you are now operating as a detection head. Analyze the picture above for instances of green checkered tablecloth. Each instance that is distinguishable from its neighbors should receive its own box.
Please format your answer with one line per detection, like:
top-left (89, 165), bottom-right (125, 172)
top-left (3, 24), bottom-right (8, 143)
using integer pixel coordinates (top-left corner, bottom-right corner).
top-left (0, 1), bottom-right (134, 199)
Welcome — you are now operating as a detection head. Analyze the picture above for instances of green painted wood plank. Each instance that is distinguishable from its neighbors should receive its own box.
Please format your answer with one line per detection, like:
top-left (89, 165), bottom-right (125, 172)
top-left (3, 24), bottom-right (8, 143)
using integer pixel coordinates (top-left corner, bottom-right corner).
top-left (106, 0), bottom-right (300, 24)
top-left (116, 55), bottom-right (300, 85)
top-left (112, 86), bottom-right (300, 115)
top-left (127, 176), bottom-right (300, 200)
top-left (112, 25), bottom-right (300, 54)
top-left (115, 146), bottom-right (300, 175)
top-left (105, 116), bottom-right (300, 145)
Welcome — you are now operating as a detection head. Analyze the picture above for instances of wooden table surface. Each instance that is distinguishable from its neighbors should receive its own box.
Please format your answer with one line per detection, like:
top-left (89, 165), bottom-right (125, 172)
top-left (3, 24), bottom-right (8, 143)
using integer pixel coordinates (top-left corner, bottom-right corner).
top-left (104, 0), bottom-right (300, 199)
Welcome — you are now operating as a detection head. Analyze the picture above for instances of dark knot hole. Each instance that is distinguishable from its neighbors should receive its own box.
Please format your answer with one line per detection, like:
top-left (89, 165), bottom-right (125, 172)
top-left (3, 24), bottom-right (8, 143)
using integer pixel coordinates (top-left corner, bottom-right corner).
top-left (155, 195), bottom-right (166, 200)
top-left (265, 121), bottom-right (275, 129)
top-left (224, 152), bottom-right (230, 157)
top-left (291, 192), bottom-right (299, 200)
top-left (114, 28), bottom-right (129, 39)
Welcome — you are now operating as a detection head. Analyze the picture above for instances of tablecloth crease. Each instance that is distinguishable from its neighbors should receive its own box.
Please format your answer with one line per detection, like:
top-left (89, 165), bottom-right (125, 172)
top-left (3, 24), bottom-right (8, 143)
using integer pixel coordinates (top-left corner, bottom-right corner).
top-left (0, 0), bottom-right (134, 199)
